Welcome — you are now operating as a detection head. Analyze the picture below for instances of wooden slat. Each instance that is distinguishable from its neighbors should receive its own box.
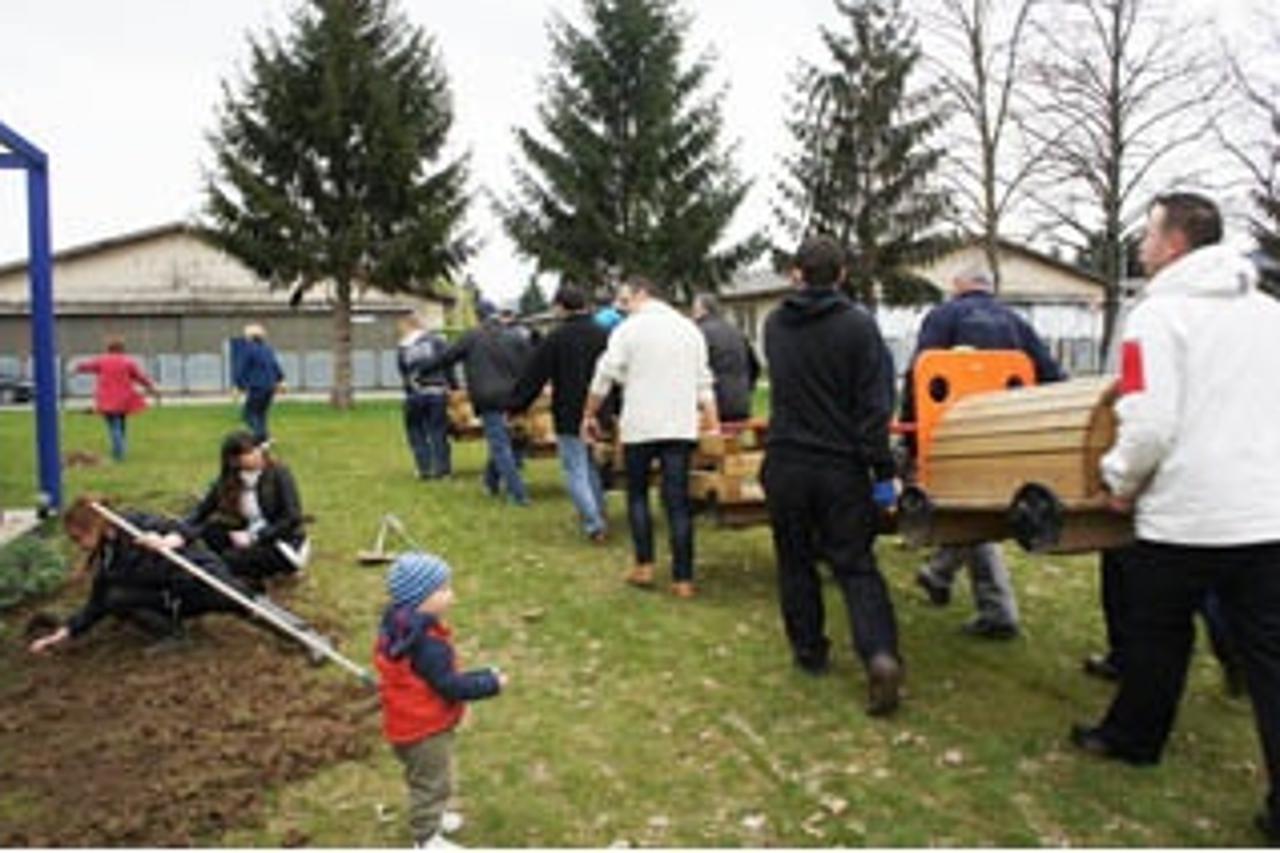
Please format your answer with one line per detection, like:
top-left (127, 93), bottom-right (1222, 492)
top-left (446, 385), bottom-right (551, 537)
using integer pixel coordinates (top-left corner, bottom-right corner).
top-left (928, 451), bottom-right (1091, 502)
top-left (930, 428), bottom-right (1097, 458)
top-left (935, 408), bottom-right (1099, 439)
top-left (722, 451), bottom-right (763, 478)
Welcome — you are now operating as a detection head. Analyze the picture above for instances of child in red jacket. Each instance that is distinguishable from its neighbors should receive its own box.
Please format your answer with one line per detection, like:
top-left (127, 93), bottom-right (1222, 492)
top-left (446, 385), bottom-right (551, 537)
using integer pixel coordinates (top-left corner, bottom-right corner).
top-left (375, 552), bottom-right (506, 848)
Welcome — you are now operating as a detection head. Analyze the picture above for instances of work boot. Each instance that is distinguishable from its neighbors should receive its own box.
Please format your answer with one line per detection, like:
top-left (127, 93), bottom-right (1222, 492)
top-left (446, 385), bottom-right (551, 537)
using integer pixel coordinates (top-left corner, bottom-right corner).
top-left (865, 653), bottom-right (903, 717)
top-left (624, 563), bottom-right (655, 588)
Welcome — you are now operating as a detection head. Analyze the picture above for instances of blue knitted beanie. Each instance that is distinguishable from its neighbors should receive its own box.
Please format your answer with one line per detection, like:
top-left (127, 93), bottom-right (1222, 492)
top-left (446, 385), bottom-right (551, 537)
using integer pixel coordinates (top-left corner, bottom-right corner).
top-left (387, 552), bottom-right (452, 610)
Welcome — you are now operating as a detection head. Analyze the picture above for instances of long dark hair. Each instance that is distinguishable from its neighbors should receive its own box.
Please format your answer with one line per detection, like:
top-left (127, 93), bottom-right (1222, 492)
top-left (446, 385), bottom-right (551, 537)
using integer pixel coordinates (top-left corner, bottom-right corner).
top-left (215, 431), bottom-right (275, 514)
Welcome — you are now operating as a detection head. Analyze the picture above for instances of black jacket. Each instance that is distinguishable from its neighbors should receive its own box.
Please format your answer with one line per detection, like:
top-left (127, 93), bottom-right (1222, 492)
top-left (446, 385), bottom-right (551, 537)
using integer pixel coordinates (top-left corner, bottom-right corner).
top-left (763, 288), bottom-right (895, 479)
top-left (185, 464), bottom-right (306, 549)
top-left (66, 512), bottom-right (229, 637)
top-left (417, 320), bottom-right (533, 413)
top-left (696, 314), bottom-right (761, 422)
top-left (509, 313), bottom-right (608, 435)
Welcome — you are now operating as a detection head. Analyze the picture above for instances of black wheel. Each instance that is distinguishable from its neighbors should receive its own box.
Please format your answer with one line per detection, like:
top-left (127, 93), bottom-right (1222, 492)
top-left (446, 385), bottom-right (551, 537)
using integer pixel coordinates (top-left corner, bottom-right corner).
top-left (897, 486), bottom-right (933, 548)
top-left (1009, 483), bottom-right (1065, 553)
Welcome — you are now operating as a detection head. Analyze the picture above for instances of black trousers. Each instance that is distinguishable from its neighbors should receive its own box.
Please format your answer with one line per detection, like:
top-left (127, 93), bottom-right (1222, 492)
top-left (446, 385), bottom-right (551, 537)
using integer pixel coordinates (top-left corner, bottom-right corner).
top-left (1100, 546), bottom-right (1240, 673)
top-left (761, 453), bottom-right (899, 668)
top-left (102, 577), bottom-right (245, 628)
top-left (1096, 540), bottom-right (1280, 818)
top-left (200, 524), bottom-right (296, 584)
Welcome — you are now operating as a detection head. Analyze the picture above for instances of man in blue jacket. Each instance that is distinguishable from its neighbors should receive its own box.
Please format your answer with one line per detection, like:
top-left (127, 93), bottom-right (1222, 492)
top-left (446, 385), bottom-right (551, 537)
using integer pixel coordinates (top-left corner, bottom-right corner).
top-left (234, 323), bottom-right (285, 443)
top-left (902, 267), bottom-right (1064, 639)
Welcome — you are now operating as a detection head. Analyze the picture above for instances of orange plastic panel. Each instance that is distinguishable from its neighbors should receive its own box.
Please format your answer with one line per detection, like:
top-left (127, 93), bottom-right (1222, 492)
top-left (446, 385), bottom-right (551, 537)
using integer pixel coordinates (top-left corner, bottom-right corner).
top-left (912, 349), bottom-right (1036, 482)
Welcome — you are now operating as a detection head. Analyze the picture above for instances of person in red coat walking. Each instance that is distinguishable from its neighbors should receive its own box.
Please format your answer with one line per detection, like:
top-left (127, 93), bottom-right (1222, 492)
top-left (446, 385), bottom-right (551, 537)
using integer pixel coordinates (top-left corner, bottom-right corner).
top-left (74, 336), bottom-right (159, 461)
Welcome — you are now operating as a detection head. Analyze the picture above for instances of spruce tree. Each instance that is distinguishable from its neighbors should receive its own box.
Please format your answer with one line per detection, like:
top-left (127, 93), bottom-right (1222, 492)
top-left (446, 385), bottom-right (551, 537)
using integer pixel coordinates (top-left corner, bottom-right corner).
top-left (518, 277), bottom-right (550, 316)
top-left (775, 0), bottom-right (951, 307)
top-left (500, 0), bottom-right (762, 303)
top-left (204, 0), bottom-right (469, 408)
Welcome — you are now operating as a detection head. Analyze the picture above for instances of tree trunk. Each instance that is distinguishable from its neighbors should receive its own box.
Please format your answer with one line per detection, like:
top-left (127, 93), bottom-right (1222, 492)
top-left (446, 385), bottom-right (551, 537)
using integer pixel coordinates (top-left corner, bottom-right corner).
top-left (330, 278), bottom-right (354, 409)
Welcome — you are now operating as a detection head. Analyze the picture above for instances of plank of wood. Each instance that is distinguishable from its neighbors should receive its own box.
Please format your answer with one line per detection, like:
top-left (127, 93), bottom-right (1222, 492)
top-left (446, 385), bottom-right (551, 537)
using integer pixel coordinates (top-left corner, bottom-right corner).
top-left (927, 451), bottom-right (1092, 502)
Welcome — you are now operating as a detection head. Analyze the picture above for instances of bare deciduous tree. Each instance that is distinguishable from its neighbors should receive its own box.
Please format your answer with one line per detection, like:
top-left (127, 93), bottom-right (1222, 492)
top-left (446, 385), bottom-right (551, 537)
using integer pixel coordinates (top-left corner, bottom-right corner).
top-left (924, 0), bottom-right (1050, 289)
top-left (1023, 0), bottom-right (1223, 356)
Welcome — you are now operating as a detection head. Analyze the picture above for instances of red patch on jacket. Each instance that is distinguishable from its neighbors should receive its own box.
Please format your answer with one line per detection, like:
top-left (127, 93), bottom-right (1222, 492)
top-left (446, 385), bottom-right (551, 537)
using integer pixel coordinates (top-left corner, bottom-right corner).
top-left (1119, 340), bottom-right (1145, 395)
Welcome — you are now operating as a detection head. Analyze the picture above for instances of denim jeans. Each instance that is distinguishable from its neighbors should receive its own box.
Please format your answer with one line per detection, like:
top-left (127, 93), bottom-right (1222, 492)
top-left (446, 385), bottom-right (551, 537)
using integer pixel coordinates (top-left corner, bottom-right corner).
top-left (480, 411), bottom-right (528, 504)
top-left (623, 440), bottom-right (695, 581)
top-left (557, 434), bottom-right (605, 536)
top-left (404, 393), bottom-right (452, 477)
top-left (242, 387), bottom-right (275, 442)
top-left (104, 414), bottom-right (127, 461)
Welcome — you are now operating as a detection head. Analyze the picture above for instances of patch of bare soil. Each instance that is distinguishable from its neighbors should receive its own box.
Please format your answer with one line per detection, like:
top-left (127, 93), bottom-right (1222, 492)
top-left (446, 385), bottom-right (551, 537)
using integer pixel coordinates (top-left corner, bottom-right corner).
top-left (0, 599), bottom-right (377, 846)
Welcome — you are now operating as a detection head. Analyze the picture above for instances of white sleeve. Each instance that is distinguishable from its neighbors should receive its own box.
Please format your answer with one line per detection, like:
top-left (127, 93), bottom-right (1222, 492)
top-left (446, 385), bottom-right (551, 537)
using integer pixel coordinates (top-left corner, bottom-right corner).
top-left (589, 326), bottom-right (628, 398)
top-left (694, 329), bottom-right (715, 406)
top-left (1099, 304), bottom-right (1182, 498)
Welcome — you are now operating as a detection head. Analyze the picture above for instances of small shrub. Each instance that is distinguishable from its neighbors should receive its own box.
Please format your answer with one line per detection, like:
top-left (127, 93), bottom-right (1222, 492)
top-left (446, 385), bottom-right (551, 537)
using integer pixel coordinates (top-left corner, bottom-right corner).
top-left (0, 535), bottom-right (68, 611)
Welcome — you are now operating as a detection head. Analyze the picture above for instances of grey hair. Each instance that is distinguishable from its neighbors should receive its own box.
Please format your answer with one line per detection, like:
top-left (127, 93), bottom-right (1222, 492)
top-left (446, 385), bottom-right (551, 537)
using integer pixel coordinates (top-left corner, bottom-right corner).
top-left (692, 293), bottom-right (721, 316)
top-left (954, 266), bottom-right (995, 291)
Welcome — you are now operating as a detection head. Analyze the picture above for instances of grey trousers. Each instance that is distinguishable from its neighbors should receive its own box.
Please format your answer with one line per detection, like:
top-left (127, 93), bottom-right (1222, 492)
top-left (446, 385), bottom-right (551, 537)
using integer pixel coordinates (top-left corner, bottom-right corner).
top-left (393, 730), bottom-right (455, 844)
top-left (923, 543), bottom-right (1020, 626)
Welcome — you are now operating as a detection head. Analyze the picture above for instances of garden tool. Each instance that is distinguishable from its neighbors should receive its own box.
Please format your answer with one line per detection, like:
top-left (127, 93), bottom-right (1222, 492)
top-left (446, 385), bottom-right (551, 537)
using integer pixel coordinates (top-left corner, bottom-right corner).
top-left (90, 501), bottom-right (376, 688)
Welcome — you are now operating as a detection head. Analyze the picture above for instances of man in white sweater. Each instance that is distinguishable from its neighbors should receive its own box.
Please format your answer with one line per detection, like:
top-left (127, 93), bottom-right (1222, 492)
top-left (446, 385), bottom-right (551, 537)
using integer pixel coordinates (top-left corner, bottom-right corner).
top-left (1069, 192), bottom-right (1280, 843)
top-left (582, 277), bottom-right (719, 598)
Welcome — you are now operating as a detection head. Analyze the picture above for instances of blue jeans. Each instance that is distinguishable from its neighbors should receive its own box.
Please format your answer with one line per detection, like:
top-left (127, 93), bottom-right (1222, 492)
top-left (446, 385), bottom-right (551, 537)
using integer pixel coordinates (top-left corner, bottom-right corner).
top-left (404, 393), bottom-right (452, 477)
top-left (623, 441), bottom-right (695, 581)
top-left (480, 411), bottom-right (528, 504)
top-left (104, 414), bottom-right (127, 461)
top-left (557, 434), bottom-right (605, 536)
top-left (242, 387), bottom-right (275, 442)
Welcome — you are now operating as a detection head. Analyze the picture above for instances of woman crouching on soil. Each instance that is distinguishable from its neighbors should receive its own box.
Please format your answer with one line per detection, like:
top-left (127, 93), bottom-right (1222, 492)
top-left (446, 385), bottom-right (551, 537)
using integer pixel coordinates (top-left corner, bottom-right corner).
top-left (185, 431), bottom-right (308, 591)
top-left (28, 496), bottom-right (250, 654)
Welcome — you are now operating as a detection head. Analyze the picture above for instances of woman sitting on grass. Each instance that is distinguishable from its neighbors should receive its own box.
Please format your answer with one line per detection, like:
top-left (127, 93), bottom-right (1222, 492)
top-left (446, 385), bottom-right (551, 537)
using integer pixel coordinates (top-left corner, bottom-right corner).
top-left (184, 431), bottom-right (309, 591)
top-left (27, 495), bottom-right (250, 653)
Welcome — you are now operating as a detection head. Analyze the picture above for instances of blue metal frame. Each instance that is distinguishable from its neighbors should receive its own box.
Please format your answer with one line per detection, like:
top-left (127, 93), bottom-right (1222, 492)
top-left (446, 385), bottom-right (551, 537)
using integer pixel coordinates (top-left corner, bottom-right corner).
top-left (1, 121), bottom-right (61, 511)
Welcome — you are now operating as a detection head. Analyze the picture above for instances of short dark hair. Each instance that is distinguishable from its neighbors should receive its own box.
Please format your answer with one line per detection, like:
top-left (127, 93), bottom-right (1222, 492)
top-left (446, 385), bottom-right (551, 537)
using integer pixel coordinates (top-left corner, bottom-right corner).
top-left (554, 282), bottom-right (587, 312)
top-left (624, 275), bottom-right (656, 296)
top-left (693, 293), bottom-right (721, 316)
top-left (794, 236), bottom-right (844, 288)
top-left (1152, 192), bottom-right (1222, 251)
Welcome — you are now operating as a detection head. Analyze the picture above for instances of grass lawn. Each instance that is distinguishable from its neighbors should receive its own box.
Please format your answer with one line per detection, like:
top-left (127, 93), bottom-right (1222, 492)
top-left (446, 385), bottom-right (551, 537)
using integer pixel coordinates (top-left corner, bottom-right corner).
top-left (0, 399), bottom-right (1267, 846)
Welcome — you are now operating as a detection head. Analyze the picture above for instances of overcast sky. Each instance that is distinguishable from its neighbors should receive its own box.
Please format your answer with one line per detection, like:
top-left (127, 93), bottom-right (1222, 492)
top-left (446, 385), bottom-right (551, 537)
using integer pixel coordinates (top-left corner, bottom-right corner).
top-left (0, 0), bottom-right (1265, 304)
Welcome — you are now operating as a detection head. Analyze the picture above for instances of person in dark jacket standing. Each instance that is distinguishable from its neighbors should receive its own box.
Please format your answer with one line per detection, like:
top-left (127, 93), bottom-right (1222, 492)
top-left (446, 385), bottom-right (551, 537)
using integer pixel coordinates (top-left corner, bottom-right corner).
top-left (27, 496), bottom-right (253, 652)
top-left (185, 431), bottom-right (308, 589)
top-left (414, 300), bottom-right (534, 504)
top-left (510, 283), bottom-right (610, 541)
top-left (761, 236), bottom-right (904, 716)
top-left (397, 314), bottom-right (458, 479)
top-left (903, 267), bottom-right (1065, 639)
top-left (375, 552), bottom-right (506, 847)
top-left (692, 293), bottom-right (761, 422)
top-left (234, 323), bottom-right (285, 444)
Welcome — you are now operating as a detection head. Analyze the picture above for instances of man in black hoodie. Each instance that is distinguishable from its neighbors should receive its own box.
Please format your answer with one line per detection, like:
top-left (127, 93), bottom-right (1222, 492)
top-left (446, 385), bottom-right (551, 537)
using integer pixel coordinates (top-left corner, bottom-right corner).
top-left (510, 283), bottom-right (610, 540)
top-left (761, 236), bottom-right (903, 717)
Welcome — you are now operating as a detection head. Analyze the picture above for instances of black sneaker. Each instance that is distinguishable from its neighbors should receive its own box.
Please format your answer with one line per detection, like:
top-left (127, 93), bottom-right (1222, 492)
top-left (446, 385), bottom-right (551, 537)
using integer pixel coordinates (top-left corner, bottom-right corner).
top-left (915, 569), bottom-right (951, 607)
top-left (1068, 723), bottom-right (1156, 766)
top-left (961, 617), bottom-right (1019, 640)
top-left (1082, 653), bottom-right (1122, 681)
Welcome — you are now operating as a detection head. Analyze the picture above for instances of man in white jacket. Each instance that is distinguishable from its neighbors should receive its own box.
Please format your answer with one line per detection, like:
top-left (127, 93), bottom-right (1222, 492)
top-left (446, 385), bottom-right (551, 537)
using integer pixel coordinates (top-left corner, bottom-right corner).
top-left (582, 277), bottom-right (719, 598)
top-left (1069, 192), bottom-right (1280, 842)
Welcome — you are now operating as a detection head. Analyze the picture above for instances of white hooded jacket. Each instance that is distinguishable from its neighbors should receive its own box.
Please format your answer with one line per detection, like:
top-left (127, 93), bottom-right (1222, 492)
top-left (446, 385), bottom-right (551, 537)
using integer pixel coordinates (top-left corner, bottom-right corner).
top-left (1100, 244), bottom-right (1280, 545)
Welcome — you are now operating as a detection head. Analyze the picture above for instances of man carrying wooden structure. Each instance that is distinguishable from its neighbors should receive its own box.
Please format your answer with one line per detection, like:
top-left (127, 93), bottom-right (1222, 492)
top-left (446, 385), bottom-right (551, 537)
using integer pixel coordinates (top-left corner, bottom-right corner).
top-left (900, 266), bottom-right (1065, 639)
top-left (760, 236), bottom-right (903, 716)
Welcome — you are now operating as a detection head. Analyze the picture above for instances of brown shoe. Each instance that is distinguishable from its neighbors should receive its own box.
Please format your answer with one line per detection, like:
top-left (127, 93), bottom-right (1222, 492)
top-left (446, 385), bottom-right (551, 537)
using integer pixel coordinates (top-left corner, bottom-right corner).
top-left (866, 653), bottom-right (903, 717)
top-left (671, 581), bottom-right (697, 599)
top-left (625, 563), bottom-right (655, 588)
